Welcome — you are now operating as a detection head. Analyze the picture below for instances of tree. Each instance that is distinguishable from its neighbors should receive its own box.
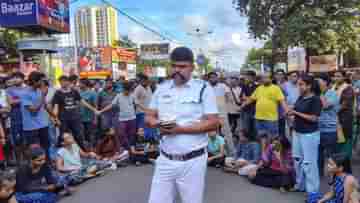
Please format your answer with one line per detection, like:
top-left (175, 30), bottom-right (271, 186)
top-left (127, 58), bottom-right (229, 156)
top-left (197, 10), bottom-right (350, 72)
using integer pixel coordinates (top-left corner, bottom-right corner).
top-left (0, 28), bottom-right (25, 60)
top-left (234, 0), bottom-right (360, 71)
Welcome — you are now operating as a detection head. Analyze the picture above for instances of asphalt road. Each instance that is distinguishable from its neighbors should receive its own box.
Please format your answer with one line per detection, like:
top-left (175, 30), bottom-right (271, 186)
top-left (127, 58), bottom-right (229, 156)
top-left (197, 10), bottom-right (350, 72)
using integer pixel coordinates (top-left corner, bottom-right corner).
top-left (61, 165), bottom-right (306, 203)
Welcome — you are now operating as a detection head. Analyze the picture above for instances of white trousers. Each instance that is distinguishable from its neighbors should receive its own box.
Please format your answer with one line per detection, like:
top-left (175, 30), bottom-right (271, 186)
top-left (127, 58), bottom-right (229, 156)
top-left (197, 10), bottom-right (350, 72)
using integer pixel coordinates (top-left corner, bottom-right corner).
top-left (148, 153), bottom-right (208, 203)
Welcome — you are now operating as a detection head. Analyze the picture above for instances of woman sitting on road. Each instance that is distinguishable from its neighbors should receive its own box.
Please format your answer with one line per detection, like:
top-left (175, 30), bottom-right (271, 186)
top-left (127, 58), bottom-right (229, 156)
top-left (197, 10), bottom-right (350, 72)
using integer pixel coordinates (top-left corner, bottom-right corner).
top-left (248, 137), bottom-right (295, 192)
top-left (56, 132), bottom-right (112, 184)
top-left (308, 153), bottom-right (359, 203)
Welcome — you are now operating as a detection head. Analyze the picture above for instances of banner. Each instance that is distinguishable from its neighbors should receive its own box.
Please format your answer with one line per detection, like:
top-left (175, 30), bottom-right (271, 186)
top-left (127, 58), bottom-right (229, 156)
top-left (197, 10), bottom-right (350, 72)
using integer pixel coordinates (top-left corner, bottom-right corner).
top-left (0, 0), bottom-right (38, 27)
top-left (37, 0), bottom-right (70, 33)
top-left (288, 47), bottom-right (306, 72)
top-left (140, 43), bottom-right (169, 60)
top-left (112, 48), bottom-right (137, 63)
top-left (78, 47), bottom-right (112, 72)
top-left (310, 55), bottom-right (337, 72)
top-left (0, 0), bottom-right (70, 33)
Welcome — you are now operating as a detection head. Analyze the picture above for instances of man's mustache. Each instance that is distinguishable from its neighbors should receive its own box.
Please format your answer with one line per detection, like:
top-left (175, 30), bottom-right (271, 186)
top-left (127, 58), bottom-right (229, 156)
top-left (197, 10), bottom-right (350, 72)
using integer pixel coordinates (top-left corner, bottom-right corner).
top-left (171, 72), bottom-right (186, 81)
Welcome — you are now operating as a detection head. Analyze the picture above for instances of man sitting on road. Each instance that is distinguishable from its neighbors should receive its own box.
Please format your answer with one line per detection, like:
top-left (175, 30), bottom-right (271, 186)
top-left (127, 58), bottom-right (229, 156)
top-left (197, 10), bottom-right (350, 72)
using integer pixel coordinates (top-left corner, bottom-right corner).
top-left (207, 130), bottom-right (226, 168)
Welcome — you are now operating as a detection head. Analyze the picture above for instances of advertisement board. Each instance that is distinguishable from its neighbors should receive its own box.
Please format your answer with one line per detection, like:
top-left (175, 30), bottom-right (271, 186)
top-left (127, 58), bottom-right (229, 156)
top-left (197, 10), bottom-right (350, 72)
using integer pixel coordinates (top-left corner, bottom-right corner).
top-left (309, 55), bottom-right (337, 72)
top-left (140, 43), bottom-right (169, 60)
top-left (37, 0), bottom-right (70, 33)
top-left (112, 48), bottom-right (137, 63)
top-left (78, 47), bottom-right (112, 72)
top-left (0, 0), bottom-right (38, 27)
top-left (288, 47), bottom-right (306, 72)
top-left (0, 0), bottom-right (70, 33)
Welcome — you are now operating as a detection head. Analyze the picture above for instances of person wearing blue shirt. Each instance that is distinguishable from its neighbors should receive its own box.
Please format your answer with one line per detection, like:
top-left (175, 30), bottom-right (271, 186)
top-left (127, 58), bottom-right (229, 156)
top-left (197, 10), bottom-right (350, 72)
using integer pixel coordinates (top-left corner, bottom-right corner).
top-left (21, 72), bottom-right (50, 157)
top-left (146, 47), bottom-right (220, 203)
top-left (283, 71), bottom-right (300, 107)
top-left (317, 73), bottom-right (340, 177)
top-left (207, 130), bottom-right (225, 167)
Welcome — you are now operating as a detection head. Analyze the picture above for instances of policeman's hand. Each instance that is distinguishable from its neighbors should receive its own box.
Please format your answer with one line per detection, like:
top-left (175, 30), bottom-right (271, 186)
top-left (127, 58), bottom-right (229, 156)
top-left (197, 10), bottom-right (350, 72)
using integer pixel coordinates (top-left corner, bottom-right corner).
top-left (46, 184), bottom-right (57, 192)
top-left (159, 125), bottom-right (182, 136)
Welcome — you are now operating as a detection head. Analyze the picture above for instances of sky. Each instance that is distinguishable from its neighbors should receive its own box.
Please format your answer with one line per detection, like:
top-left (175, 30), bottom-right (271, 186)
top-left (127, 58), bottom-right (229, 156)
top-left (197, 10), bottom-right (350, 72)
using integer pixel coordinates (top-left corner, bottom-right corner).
top-left (69, 0), bottom-right (264, 71)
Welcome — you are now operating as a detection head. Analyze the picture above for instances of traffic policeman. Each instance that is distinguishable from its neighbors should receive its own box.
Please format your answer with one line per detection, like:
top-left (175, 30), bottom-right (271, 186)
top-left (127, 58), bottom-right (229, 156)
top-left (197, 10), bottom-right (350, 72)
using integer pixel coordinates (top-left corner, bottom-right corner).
top-left (146, 47), bottom-right (220, 203)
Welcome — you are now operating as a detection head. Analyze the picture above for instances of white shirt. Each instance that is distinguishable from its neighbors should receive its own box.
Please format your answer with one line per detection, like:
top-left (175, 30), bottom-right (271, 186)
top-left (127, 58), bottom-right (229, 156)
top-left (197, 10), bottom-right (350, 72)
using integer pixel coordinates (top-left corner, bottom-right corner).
top-left (112, 93), bottom-right (136, 121)
top-left (133, 85), bottom-right (152, 113)
top-left (150, 79), bottom-right (218, 154)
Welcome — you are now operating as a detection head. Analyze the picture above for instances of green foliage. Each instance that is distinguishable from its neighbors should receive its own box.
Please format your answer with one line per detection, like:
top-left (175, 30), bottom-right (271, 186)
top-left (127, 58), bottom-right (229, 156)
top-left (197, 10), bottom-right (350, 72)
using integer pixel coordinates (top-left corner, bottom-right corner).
top-left (234, 0), bottom-right (360, 54)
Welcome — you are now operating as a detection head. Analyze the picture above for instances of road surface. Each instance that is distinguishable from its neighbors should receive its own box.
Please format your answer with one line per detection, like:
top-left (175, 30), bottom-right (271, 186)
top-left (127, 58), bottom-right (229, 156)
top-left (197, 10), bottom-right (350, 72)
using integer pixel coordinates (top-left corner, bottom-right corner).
top-left (61, 165), bottom-right (306, 203)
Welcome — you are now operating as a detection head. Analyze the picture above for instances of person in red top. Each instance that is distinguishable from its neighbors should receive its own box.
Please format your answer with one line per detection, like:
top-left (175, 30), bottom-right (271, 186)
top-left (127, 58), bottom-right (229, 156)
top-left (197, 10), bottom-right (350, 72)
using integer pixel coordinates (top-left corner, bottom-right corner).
top-left (248, 137), bottom-right (295, 191)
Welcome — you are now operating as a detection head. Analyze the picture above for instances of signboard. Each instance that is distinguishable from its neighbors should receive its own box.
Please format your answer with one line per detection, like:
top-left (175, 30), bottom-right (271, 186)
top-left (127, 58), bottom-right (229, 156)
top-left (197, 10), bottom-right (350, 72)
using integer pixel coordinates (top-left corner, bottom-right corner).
top-left (309, 55), bottom-right (337, 72)
top-left (37, 0), bottom-right (70, 33)
top-left (78, 47), bottom-right (112, 72)
top-left (196, 54), bottom-right (206, 66)
top-left (127, 64), bottom-right (136, 79)
top-left (288, 47), bottom-right (306, 72)
top-left (140, 43), bottom-right (169, 60)
top-left (112, 48), bottom-right (137, 63)
top-left (0, 0), bottom-right (38, 27)
top-left (79, 70), bottom-right (112, 79)
top-left (0, 0), bottom-right (70, 33)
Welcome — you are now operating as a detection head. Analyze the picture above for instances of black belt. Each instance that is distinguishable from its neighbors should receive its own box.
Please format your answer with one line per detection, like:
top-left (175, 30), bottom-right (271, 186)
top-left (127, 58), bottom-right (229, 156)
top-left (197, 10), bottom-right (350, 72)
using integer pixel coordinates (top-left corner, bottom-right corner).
top-left (161, 148), bottom-right (206, 161)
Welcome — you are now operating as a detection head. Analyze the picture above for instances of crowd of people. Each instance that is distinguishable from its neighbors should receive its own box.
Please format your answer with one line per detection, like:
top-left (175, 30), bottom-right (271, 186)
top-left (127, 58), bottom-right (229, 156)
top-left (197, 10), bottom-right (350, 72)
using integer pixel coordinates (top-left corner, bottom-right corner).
top-left (0, 67), bottom-right (358, 203)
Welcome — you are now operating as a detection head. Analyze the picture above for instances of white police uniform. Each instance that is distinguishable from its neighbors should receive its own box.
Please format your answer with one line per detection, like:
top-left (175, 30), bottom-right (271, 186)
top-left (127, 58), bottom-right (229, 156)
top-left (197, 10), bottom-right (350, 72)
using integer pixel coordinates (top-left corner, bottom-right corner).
top-left (148, 78), bottom-right (218, 203)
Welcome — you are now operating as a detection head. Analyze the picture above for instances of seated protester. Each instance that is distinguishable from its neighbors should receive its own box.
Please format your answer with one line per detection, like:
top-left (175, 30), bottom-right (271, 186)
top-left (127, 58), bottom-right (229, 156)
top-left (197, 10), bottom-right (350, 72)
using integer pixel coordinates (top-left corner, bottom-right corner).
top-left (0, 170), bottom-right (17, 203)
top-left (129, 128), bottom-right (158, 166)
top-left (248, 137), bottom-right (295, 191)
top-left (224, 133), bottom-right (261, 176)
top-left (308, 153), bottom-right (359, 203)
top-left (207, 130), bottom-right (226, 168)
top-left (56, 132), bottom-right (111, 183)
top-left (96, 128), bottom-right (129, 164)
top-left (15, 147), bottom-right (58, 203)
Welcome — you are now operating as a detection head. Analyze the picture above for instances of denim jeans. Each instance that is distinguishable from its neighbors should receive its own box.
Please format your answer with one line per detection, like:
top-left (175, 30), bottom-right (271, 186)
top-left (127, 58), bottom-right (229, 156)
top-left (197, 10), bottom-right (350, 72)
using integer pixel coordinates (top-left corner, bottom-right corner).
top-left (292, 131), bottom-right (320, 193)
top-left (318, 131), bottom-right (337, 177)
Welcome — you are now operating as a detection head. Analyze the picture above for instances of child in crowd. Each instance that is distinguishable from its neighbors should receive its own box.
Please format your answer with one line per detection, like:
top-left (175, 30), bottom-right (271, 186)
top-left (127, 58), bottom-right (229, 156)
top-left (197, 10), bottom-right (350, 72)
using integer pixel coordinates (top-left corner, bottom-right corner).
top-left (0, 171), bottom-right (17, 203)
top-left (56, 132), bottom-right (111, 184)
top-left (129, 128), bottom-right (158, 166)
top-left (224, 133), bottom-right (261, 176)
top-left (248, 137), bottom-right (295, 192)
top-left (308, 153), bottom-right (359, 203)
top-left (207, 130), bottom-right (226, 168)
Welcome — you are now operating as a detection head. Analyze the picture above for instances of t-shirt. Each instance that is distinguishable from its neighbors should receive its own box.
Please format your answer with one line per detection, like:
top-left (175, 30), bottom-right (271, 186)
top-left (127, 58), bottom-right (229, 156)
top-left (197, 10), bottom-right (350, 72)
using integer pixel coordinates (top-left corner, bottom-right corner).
top-left (58, 144), bottom-right (82, 170)
top-left (21, 87), bottom-right (49, 131)
top-left (251, 84), bottom-right (285, 121)
top-left (133, 85), bottom-right (152, 114)
top-left (213, 83), bottom-right (230, 114)
top-left (319, 90), bottom-right (339, 133)
top-left (80, 90), bottom-right (97, 123)
top-left (294, 95), bottom-right (322, 133)
top-left (242, 83), bottom-right (257, 115)
top-left (16, 164), bottom-right (56, 193)
top-left (283, 81), bottom-right (300, 106)
top-left (227, 86), bottom-right (243, 114)
top-left (111, 93), bottom-right (136, 121)
top-left (207, 135), bottom-right (225, 155)
top-left (52, 89), bottom-right (82, 121)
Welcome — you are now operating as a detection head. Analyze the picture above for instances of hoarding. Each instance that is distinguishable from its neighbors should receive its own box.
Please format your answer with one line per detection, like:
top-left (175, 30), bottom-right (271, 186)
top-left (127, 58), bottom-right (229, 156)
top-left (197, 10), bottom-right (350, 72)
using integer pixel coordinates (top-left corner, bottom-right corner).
top-left (0, 0), bottom-right (38, 27)
top-left (0, 0), bottom-right (70, 33)
top-left (78, 47), bottom-right (112, 72)
top-left (309, 55), bottom-right (337, 72)
top-left (287, 47), bottom-right (306, 72)
top-left (37, 0), bottom-right (70, 33)
top-left (140, 43), bottom-right (169, 60)
top-left (112, 48), bottom-right (137, 63)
